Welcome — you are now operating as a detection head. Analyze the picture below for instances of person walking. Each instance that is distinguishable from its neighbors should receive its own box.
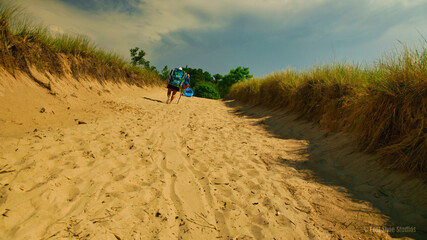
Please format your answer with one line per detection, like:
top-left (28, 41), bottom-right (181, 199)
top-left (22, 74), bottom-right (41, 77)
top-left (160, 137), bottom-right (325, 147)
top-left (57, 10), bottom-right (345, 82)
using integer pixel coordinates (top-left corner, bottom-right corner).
top-left (166, 67), bottom-right (190, 104)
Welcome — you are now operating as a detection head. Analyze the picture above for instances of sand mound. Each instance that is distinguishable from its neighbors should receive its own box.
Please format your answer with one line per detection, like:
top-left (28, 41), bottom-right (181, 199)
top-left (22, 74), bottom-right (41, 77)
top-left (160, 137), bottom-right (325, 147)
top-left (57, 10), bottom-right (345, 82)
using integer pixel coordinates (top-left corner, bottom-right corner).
top-left (0, 69), bottom-right (425, 239)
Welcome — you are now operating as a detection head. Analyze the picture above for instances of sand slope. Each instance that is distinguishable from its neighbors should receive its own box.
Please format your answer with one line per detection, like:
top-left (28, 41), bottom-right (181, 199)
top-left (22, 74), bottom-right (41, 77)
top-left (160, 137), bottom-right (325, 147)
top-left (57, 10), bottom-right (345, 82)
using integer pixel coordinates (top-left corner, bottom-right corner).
top-left (0, 72), bottom-right (425, 239)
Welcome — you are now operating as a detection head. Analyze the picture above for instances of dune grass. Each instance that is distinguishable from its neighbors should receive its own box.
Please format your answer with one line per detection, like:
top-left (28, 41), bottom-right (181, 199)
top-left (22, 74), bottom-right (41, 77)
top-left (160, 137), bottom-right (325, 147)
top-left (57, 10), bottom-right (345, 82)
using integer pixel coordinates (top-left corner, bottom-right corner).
top-left (229, 44), bottom-right (427, 177)
top-left (0, 2), bottom-right (162, 86)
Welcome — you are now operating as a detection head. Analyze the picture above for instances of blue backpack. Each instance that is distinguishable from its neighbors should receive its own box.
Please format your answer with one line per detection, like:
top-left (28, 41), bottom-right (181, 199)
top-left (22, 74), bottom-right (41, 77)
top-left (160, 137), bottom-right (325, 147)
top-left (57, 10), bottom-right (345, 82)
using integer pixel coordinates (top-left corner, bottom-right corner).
top-left (169, 68), bottom-right (187, 88)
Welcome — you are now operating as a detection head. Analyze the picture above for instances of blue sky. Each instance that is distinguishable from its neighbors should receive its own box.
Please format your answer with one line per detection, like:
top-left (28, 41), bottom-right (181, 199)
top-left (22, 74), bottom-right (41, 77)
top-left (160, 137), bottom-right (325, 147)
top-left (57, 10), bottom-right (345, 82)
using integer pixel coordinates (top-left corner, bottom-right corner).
top-left (14, 0), bottom-right (427, 77)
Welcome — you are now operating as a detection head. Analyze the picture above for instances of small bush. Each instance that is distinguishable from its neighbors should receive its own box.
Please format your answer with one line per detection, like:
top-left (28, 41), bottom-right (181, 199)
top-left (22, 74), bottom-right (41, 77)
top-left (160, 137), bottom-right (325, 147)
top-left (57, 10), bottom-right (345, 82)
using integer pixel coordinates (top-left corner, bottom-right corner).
top-left (194, 83), bottom-right (221, 99)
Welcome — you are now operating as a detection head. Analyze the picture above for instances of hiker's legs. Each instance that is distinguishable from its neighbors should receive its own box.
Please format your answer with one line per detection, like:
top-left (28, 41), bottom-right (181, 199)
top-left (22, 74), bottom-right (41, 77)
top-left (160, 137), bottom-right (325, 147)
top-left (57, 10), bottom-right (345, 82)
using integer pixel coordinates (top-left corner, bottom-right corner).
top-left (169, 90), bottom-right (178, 104)
top-left (166, 88), bottom-right (172, 103)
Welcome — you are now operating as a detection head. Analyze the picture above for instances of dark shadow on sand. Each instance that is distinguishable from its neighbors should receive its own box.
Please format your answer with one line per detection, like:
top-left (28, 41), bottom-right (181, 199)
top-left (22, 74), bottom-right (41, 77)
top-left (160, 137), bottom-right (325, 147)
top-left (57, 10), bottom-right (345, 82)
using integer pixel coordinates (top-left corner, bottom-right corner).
top-left (143, 97), bottom-right (164, 103)
top-left (224, 99), bottom-right (427, 239)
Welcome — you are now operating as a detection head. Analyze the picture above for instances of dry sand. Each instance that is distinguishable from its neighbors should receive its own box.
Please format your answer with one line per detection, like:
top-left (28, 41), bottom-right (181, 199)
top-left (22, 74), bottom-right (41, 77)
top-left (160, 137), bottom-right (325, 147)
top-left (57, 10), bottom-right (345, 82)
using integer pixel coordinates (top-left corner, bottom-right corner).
top-left (0, 70), bottom-right (426, 239)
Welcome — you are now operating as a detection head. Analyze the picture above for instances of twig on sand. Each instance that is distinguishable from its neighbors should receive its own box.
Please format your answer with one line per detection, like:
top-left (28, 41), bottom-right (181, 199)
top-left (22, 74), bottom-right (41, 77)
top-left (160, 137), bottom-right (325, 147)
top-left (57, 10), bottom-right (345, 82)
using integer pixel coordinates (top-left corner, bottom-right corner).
top-left (42, 231), bottom-right (61, 240)
top-left (90, 212), bottom-right (116, 223)
top-left (213, 182), bottom-right (229, 185)
top-left (113, 233), bottom-right (122, 240)
top-left (0, 165), bottom-right (15, 174)
top-left (185, 213), bottom-right (217, 230)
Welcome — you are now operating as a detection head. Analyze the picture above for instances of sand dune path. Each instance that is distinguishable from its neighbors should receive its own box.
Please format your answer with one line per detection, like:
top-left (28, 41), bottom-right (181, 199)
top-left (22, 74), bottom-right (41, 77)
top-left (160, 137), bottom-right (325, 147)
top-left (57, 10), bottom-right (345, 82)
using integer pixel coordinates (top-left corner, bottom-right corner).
top-left (0, 85), bottom-right (415, 239)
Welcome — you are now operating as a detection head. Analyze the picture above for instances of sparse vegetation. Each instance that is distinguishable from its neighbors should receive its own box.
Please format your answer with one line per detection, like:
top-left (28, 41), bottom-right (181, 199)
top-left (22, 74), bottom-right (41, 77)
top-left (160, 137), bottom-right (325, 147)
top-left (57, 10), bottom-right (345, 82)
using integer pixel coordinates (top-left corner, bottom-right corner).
top-left (228, 44), bottom-right (427, 177)
top-left (0, 2), bottom-right (162, 87)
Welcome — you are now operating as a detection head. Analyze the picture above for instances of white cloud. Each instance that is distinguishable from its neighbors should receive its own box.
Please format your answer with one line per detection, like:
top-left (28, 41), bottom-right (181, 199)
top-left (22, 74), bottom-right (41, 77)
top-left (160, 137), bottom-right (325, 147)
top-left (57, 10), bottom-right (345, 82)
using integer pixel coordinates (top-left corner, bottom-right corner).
top-left (13, 0), bottom-right (329, 52)
top-left (367, 0), bottom-right (427, 9)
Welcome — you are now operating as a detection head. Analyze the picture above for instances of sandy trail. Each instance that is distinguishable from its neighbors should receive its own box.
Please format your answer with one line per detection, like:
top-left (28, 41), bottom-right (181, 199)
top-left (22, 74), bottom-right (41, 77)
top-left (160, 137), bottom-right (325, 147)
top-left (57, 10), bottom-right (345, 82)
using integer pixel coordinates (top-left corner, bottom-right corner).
top-left (0, 77), bottom-right (425, 239)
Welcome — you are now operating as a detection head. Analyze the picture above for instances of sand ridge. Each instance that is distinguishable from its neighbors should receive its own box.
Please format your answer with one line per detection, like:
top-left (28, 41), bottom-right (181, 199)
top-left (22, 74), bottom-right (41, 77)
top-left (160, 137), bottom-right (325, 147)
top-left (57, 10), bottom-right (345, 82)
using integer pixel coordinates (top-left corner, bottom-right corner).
top-left (0, 72), bottom-right (423, 239)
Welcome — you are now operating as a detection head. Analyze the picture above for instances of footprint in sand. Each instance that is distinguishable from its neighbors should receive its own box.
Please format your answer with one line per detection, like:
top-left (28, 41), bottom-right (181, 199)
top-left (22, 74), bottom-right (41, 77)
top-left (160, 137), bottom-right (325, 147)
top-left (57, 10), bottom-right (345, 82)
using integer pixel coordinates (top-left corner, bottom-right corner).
top-left (67, 186), bottom-right (80, 202)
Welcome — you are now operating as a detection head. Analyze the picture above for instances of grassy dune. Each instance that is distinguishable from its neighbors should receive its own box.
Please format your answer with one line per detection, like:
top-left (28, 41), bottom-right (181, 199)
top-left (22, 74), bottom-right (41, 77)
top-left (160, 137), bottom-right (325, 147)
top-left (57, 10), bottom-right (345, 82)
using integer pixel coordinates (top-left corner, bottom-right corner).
top-left (228, 44), bottom-right (427, 177)
top-left (0, 3), bottom-right (162, 88)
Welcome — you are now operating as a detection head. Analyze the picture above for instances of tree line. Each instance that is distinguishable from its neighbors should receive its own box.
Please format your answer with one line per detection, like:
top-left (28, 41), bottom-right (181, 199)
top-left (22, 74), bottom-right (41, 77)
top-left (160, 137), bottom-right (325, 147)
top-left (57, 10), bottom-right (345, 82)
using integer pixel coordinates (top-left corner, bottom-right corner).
top-left (130, 47), bottom-right (253, 99)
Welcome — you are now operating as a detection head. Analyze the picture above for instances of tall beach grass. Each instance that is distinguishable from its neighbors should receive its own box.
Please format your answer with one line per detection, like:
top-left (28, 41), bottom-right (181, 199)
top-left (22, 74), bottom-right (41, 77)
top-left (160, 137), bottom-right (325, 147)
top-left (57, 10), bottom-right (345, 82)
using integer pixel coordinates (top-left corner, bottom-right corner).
top-left (228, 44), bottom-right (427, 177)
top-left (0, 2), bottom-right (162, 87)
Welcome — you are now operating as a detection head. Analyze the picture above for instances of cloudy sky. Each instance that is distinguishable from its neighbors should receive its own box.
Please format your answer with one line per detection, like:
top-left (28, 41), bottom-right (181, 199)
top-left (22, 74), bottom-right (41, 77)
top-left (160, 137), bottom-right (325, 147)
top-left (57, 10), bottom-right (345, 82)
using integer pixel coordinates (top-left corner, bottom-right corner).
top-left (13, 0), bottom-right (427, 77)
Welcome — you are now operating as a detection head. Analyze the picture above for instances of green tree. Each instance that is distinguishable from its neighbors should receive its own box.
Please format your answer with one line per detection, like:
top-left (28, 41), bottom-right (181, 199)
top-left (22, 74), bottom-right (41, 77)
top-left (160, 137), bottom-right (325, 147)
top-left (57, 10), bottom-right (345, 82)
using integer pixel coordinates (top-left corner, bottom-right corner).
top-left (217, 66), bottom-right (252, 97)
top-left (161, 65), bottom-right (170, 80)
top-left (213, 74), bottom-right (223, 83)
top-left (150, 65), bottom-right (158, 72)
top-left (130, 47), bottom-right (150, 69)
top-left (183, 67), bottom-right (215, 88)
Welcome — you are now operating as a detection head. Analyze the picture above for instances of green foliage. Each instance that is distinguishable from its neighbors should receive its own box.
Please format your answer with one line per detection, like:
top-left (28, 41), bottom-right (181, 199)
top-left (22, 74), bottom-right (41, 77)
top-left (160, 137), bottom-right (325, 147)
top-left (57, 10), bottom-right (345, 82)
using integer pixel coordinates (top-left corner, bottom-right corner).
top-left (130, 47), bottom-right (150, 68)
top-left (130, 47), bottom-right (159, 75)
top-left (213, 74), bottom-right (223, 83)
top-left (218, 66), bottom-right (252, 97)
top-left (161, 65), bottom-right (170, 80)
top-left (183, 67), bottom-right (214, 88)
top-left (172, 66), bottom-right (252, 99)
top-left (194, 83), bottom-right (221, 99)
top-left (228, 66), bottom-right (253, 82)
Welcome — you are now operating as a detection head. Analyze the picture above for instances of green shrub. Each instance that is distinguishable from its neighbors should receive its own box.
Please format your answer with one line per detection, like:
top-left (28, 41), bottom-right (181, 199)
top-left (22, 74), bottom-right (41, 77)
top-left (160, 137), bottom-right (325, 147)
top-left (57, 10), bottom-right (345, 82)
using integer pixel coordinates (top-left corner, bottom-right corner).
top-left (194, 83), bottom-right (221, 99)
